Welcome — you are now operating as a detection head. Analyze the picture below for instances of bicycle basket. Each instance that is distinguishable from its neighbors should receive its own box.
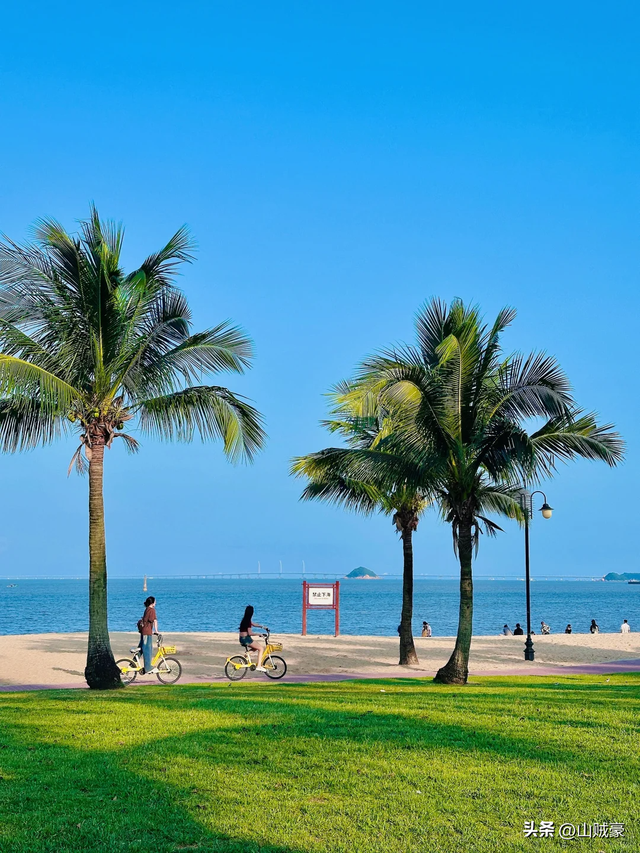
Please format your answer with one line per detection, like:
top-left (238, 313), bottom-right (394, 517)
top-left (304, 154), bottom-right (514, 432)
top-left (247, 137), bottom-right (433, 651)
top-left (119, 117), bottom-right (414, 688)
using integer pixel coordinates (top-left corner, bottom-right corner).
top-left (266, 642), bottom-right (283, 653)
top-left (160, 645), bottom-right (177, 655)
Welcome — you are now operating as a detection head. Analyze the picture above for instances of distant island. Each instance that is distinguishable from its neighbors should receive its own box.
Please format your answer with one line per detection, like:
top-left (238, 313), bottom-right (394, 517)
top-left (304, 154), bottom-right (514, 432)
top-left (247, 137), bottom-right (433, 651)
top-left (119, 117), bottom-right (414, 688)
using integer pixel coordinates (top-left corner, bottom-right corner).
top-left (345, 566), bottom-right (380, 579)
top-left (603, 572), bottom-right (640, 581)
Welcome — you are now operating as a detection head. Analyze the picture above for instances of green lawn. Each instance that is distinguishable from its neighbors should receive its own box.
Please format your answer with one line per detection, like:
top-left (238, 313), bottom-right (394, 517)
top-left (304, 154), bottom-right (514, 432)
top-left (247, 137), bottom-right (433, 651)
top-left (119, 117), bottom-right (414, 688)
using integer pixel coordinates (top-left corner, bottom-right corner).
top-left (0, 675), bottom-right (638, 853)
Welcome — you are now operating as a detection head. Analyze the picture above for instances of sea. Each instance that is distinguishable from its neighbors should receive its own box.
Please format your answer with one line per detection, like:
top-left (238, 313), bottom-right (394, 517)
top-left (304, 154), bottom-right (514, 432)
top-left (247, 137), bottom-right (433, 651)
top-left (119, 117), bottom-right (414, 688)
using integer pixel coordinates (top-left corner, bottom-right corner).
top-left (1, 577), bottom-right (638, 637)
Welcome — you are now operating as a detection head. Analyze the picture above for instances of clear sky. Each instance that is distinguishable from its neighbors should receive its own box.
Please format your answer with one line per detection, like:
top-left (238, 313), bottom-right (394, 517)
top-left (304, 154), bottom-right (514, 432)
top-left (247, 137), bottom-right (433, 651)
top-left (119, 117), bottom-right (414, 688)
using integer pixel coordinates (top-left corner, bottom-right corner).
top-left (0, 2), bottom-right (638, 579)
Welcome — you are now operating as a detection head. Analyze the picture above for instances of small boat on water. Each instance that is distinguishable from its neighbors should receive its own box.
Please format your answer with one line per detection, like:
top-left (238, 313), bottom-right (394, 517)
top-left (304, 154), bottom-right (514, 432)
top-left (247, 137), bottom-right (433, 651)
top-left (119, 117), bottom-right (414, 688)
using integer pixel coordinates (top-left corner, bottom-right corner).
top-left (6, 584), bottom-right (16, 588)
top-left (629, 580), bottom-right (640, 585)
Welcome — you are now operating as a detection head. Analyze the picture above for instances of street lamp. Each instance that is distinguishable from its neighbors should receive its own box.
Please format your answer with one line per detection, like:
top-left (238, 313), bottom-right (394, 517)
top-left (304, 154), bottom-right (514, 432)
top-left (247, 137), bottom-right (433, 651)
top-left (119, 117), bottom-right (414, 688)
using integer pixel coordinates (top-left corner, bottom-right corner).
top-left (519, 490), bottom-right (553, 661)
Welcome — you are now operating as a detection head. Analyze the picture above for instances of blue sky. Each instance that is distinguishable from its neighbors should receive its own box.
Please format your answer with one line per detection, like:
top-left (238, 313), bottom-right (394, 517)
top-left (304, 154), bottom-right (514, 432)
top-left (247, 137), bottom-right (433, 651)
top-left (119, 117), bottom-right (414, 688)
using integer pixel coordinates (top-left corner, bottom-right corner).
top-left (0, 2), bottom-right (638, 578)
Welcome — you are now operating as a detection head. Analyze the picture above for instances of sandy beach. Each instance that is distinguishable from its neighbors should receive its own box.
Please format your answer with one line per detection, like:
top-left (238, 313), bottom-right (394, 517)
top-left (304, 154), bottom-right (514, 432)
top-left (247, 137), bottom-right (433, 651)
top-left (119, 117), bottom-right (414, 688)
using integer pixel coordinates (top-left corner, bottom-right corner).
top-left (2, 630), bottom-right (640, 689)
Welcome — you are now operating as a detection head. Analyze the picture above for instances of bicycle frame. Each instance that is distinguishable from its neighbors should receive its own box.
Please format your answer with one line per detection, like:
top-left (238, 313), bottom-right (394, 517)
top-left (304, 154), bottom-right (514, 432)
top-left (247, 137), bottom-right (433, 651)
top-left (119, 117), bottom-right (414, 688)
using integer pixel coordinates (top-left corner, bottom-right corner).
top-left (226, 632), bottom-right (282, 670)
top-left (128, 636), bottom-right (173, 671)
top-left (228, 647), bottom-right (264, 669)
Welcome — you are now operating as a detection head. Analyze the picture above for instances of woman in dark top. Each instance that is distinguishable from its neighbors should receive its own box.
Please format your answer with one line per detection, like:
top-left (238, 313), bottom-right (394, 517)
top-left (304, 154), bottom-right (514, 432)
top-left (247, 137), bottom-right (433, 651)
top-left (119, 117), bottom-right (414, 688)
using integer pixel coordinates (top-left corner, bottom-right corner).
top-left (590, 619), bottom-right (599, 634)
top-left (239, 606), bottom-right (268, 671)
top-left (139, 596), bottom-right (159, 674)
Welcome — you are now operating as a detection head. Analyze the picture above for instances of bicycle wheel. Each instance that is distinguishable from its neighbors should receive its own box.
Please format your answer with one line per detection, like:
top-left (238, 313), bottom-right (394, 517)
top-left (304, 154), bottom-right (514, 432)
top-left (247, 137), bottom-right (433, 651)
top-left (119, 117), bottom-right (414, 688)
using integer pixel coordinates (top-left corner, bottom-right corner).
top-left (116, 658), bottom-right (138, 686)
top-left (264, 655), bottom-right (287, 679)
top-left (225, 656), bottom-right (248, 681)
top-left (156, 657), bottom-right (182, 685)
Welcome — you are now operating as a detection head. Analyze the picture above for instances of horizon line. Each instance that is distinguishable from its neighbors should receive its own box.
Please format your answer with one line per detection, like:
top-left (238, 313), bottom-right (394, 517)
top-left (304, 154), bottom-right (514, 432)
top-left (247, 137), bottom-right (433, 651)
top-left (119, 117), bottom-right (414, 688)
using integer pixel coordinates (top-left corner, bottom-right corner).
top-left (1, 574), bottom-right (606, 581)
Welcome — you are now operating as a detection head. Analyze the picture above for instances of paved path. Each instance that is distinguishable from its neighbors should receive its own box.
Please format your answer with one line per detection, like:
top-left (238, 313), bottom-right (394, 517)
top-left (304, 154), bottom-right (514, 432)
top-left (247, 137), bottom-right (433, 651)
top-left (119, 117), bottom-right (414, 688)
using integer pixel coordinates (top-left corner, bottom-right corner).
top-left (2, 658), bottom-right (639, 693)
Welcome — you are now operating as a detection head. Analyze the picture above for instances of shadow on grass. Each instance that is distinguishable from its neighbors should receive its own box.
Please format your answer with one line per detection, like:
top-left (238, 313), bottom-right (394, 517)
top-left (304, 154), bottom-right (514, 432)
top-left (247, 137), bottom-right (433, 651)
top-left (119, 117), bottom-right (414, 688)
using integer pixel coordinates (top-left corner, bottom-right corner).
top-left (135, 683), bottom-right (640, 776)
top-left (0, 676), bottom-right (638, 852)
top-left (0, 718), bottom-right (312, 853)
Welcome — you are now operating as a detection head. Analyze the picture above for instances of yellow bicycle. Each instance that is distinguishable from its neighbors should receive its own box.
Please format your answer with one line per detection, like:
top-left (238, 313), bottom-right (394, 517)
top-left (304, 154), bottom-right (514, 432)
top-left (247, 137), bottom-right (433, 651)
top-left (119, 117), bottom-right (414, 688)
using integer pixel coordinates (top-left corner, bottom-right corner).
top-left (116, 634), bottom-right (182, 685)
top-left (225, 629), bottom-right (287, 680)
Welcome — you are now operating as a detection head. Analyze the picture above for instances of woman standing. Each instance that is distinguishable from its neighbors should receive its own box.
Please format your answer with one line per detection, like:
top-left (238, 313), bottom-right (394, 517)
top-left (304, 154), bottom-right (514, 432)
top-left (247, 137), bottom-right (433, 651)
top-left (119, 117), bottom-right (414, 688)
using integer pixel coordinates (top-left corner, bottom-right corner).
top-left (139, 596), bottom-right (159, 675)
top-left (239, 606), bottom-right (268, 671)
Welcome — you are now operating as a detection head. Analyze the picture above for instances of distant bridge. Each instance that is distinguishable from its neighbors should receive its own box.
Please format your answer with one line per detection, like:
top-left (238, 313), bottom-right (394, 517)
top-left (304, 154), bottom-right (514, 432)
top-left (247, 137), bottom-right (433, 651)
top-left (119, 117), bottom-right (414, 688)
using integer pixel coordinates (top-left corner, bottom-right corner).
top-left (146, 573), bottom-right (605, 582)
top-left (158, 572), bottom-right (342, 580)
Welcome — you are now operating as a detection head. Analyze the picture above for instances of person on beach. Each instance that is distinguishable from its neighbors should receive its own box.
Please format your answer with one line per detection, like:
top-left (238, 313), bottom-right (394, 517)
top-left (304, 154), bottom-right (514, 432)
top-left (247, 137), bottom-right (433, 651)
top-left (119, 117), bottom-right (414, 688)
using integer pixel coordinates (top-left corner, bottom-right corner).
top-left (590, 619), bottom-right (599, 634)
top-left (513, 623), bottom-right (524, 635)
top-left (502, 624), bottom-right (513, 635)
top-left (239, 606), bottom-right (268, 671)
top-left (138, 595), bottom-right (159, 675)
top-left (541, 621), bottom-right (551, 635)
top-left (421, 621), bottom-right (432, 637)
top-left (621, 619), bottom-right (631, 633)
top-left (565, 624), bottom-right (572, 634)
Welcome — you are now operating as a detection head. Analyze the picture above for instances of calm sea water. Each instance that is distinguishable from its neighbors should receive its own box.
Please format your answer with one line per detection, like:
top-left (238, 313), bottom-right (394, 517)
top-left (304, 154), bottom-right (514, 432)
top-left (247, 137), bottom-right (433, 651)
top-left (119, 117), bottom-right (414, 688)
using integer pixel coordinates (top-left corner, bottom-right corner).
top-left (1, 577), bottom-right (638, 637)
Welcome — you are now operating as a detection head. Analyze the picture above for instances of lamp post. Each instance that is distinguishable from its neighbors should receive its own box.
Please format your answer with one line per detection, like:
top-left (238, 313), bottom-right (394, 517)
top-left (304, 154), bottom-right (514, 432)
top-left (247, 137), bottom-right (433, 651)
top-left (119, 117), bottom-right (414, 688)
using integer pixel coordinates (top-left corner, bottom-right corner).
top-left (519, 490), bottom-right (553, 661)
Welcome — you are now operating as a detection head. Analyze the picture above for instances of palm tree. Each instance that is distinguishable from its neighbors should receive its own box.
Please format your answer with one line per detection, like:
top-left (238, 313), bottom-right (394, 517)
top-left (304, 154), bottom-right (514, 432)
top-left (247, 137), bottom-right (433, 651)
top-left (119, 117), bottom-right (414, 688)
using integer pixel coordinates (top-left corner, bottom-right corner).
top-left (340, 298), bottom-right (624, 684)
top-left (0, 208), bottom-right (266, 689)
top-left (292, 383), bottom-right (429, 665)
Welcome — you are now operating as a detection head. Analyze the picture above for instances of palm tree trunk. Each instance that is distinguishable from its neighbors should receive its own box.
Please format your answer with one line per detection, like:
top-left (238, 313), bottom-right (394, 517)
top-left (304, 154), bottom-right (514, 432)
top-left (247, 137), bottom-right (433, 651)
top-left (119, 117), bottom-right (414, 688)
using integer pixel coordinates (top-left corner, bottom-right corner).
top-left (399, 528), bottom-right (419, 665)
top-left (84, 441), bottom-right (121, 689)
top-left (434, 517), bottom-right (473, 684)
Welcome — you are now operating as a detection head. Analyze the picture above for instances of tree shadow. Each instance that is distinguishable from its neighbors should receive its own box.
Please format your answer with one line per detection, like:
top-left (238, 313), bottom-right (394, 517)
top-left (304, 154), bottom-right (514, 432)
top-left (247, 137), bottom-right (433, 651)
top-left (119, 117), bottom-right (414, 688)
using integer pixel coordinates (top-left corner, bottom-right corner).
top-left (138, 686), bottom-right (640, 779)
top-left (0, 715), bottom-right (313, 853)
top-left (0, 676), bottom-right (638, 852)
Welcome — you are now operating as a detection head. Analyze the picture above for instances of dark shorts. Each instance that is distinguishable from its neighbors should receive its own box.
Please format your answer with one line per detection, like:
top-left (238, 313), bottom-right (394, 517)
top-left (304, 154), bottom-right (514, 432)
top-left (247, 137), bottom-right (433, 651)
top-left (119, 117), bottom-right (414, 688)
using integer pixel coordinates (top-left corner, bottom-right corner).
top-left (239, 635), bottom-right (253, 646)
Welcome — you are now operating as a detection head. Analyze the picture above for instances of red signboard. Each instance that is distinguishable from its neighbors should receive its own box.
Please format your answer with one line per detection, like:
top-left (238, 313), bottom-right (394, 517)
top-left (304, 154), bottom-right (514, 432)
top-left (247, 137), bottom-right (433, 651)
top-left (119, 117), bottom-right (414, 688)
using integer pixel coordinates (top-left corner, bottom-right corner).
top-left (302, 581), bottom-right (340, 636)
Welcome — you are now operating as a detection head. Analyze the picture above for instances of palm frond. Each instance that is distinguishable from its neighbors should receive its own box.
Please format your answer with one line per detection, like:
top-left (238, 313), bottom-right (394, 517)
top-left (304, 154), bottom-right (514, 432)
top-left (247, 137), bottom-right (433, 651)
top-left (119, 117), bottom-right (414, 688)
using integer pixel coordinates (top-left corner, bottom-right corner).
top-left (300, 477), bottom-right (384, 515)
top-left (529, 410), bottom-right (625, 476)
top-left (138, 226), bottom-right (196, 286)
top-left (114, 433), bottom-right (140, 454)
top-left (415, 297), bottom-right (451, 366)
top-left (492, 352), bottom-right (574, 420)
top-left (474, 305), bottom-right (517, 391)
top-left (67, 442), bottom-right (89, 476)
top-left (147, 321), bottom-right (254, 381)
top-left (476, 485), bottom-right (524, 521)
top-left (0, 355), bottom-right (80, 412)
top-left (137, 385), bottom-right (266, 462)
top-left (0, 396), bottom-right (63, 451)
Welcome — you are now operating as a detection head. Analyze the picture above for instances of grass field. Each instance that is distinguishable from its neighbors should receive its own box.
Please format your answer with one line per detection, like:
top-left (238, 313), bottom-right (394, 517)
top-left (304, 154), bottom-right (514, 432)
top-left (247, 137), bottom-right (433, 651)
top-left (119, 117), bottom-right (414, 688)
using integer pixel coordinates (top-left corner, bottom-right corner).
top-left (0, 674), bottom-right (638, 853)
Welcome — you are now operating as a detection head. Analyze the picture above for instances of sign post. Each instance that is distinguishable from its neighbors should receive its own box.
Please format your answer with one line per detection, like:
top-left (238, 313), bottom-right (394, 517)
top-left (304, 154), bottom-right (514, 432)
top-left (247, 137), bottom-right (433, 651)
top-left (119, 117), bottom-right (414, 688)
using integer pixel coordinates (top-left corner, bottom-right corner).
top-left (302, 581), bottom-right (340, 636)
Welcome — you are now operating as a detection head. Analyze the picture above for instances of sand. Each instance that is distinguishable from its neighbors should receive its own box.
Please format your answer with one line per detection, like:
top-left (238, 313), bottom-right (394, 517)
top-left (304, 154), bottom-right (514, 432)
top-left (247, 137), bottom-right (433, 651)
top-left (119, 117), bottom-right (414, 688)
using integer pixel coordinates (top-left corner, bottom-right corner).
top-left (1, 631), bottom-right (640, 689)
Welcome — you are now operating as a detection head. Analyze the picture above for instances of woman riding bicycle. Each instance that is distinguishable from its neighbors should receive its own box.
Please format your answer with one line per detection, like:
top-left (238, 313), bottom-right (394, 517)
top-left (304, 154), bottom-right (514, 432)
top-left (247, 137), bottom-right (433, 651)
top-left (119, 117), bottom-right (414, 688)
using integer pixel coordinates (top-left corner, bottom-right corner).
top-left (239, 606), bottom-right (268, 672)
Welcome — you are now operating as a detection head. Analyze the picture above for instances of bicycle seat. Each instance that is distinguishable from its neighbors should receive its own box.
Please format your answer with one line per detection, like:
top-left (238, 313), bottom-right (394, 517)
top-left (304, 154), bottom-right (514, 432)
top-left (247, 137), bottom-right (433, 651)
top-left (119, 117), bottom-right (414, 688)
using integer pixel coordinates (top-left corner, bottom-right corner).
top-left (129, 647), bottom-right (140, 654)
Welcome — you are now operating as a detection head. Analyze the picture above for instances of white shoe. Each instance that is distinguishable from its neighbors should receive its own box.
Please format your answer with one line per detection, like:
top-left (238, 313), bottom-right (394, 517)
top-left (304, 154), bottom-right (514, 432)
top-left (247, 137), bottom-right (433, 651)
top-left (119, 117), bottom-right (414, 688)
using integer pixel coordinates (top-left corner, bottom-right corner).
top-left (255, 666), bottom-right (267, 672)
top-left (147, 667), bottom-right (160, 674)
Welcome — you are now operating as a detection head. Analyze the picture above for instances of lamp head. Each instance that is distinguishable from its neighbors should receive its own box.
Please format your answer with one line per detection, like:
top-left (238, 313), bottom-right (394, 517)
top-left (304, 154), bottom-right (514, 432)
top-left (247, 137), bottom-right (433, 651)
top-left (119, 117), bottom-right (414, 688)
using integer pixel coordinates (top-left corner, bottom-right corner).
top-left (540, 503), bottom-right (553, 519)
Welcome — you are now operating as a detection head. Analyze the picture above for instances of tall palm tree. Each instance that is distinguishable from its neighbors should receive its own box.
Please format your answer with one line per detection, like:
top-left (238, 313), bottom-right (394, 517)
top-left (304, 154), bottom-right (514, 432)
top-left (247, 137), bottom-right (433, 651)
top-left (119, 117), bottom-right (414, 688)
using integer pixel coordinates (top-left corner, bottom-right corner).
top-left (292, 383), bottom-right (429, 665)
top-left (0, 208), bottom-right (266, 689)
top-left (338, 299), bottom-right (624, 684)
